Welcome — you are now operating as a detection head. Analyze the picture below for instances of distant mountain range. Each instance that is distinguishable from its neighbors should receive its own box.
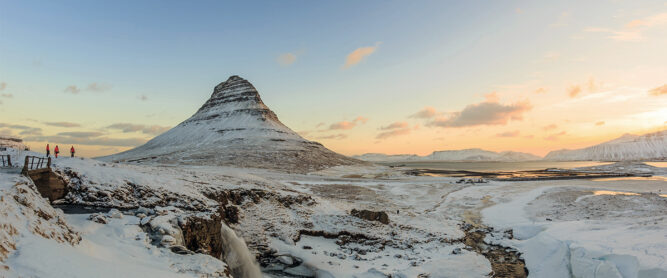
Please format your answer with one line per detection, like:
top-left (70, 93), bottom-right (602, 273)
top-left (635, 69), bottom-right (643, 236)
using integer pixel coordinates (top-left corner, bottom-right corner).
top-left (353, 148), bottom-right (541, 162)
top-left (355, 129), bottom-right (667, 162)
top-left (544, 130), bottom-right (666, 161)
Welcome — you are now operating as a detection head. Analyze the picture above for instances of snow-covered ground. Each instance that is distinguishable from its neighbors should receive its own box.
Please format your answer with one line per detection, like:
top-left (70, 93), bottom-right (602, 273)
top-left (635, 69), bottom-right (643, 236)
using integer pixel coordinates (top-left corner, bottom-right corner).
top-left (1, 151), bottom-right (665, 277)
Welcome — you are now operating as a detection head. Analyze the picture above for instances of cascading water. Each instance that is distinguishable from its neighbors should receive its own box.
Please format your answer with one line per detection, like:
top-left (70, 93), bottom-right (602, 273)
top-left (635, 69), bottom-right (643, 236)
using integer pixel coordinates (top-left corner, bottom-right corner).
top-left (220, 223), bottom-right (263, 278)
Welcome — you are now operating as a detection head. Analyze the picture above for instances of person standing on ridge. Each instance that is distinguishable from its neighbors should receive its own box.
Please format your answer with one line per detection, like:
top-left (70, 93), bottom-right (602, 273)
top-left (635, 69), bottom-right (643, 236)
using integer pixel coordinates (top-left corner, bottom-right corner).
top-left (54, 145), bottom-right (60, 158)
top-left (46, 144), bottom-right (50, 157)
top-left (70, 146), bottom-right (75, 158)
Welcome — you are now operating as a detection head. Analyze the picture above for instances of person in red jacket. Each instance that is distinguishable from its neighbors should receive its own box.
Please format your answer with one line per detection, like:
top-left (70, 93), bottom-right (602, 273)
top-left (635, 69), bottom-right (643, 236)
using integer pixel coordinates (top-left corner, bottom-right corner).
top-left (70, 146), bottom-right (75, 158)
top-left (46, 144), bottom-right (50, 157)
top-left (54, 145), bottom-right (60, 158)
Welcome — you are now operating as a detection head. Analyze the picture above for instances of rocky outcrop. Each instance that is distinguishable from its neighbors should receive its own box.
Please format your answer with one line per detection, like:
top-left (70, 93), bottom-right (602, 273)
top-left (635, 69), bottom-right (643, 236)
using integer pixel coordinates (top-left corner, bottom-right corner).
top-left (99, 75), bottom-right (362, 173)
top-left (0, 174), bottom-right (80, 264)
top-left (350, 209), bottom-right (390, 224)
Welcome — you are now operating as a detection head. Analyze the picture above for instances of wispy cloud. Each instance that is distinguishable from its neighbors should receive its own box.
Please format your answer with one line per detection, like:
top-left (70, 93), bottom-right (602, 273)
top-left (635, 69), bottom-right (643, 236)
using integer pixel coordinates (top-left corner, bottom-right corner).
top-left (139, 95), bottom-right (148, 101)
top-left (496, 130), bottom-right (520, 137)
top-left (649, 84), bottom-right (667, 96)
top-left (585, 12), bottom-right (667, 41)
top-left (315, 133), bottom-right (347, 140)
top-left (376, 128), bottom-right (411, 139)
top-left (86, 82), bottom-right (112, 92)
top-left (543, 124), bottom-right (558, 131)
top-left (380, 122), bottom-right (409, 130)
top-left (43, 122), bottom-right (81, 128)
top-left (25, 135), bottom-right (146, 147)
top-left (567, 77), bottom-right (599, 98)
top-left (1, 93), bottom-right (13, 98)
top-left (533, 88), bottom-right (548, 94)
top-left (595, 121), bottom-right (605, 126)
top-left (544, 131), bottom-right (567, 141)
top-left (0, 82), bottom-right (6, 91)
top-left (64, 85), bottom-right (80, 94)
top-left (426, 99), bottom-right (532, 128)
top-left (107, 123), bottom-right (171, 135)
top-left (343, 43), bottom-right (380, 69)
top-left (567, 85), bottom-right (582, 98)
top-left (57, 131), bottom-right (105, 138)
top-left (410, 107), bottom-right (438, 119)
top-left (327, 116), bottom-right (368, 130)
top-left (376, 121), bottom-right (414, 139)
top-left (277, 53), bottom-right (297, 66)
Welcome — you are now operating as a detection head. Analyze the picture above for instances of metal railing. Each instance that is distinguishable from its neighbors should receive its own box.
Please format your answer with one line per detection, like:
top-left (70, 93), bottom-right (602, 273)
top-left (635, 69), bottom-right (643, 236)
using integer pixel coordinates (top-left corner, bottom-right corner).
top-left (23, 156), bottom-right (51, 172)
top-left (0, 154), bottom-right (11, 167)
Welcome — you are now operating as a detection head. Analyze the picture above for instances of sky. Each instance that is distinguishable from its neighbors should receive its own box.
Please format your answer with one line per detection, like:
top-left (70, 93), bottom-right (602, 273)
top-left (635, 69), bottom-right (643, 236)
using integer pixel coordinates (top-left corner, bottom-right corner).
top-left (1, 0), bottom-right (666, 157)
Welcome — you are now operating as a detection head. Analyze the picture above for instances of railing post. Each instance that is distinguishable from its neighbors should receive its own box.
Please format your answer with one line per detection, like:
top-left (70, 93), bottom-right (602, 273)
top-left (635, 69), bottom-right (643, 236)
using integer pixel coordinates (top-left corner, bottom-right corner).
top-left (7, 155), bottom-right (10, 167)
top-left (23, 156), bottom-right (29, 173)
top-left (47, 157), bottom-right (51, 168)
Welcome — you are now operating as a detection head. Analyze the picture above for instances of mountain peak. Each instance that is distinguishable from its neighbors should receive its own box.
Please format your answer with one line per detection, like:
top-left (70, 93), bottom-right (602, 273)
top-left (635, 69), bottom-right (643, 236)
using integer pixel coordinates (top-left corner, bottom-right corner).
top-left (100, 76), bottom-right (361, 172)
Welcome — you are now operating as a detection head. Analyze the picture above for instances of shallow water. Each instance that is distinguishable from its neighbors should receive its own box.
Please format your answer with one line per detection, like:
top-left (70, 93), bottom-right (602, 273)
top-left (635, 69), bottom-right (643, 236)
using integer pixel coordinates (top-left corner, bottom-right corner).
top-left (381, 161), bottom-right (613, 172)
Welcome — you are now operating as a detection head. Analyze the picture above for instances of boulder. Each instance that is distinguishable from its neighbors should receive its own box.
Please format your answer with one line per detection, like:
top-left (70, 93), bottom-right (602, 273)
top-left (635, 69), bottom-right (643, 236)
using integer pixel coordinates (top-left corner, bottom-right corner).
top-left (350, 209), bottom-right (390, 224)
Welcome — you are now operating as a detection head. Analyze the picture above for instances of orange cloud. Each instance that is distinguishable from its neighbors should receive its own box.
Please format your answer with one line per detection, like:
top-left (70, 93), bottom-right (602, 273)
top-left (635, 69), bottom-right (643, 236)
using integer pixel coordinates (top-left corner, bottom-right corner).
top-left (534, 88), bottom-right (547, 94)
top-left (649, 84), bottom-right (667, 96)
top-left (585, 12), bottom-right (667, 41)
top-left (427, 100), bottom-right (532, 127)
top-left (277, 53), bottom-right (297, 66)
top-left (327, 116), bottom-right (368, 130)
top-left (595, 121), bottom-right (605, 126)
top-left (410, 107), bottom-right (437, 119)
top-left (567, 85), bottom-right (582, 98)
top-left (380, 122), bottom-right (409, 130)
top-left (497, 130), bottom-right (520, 137)
top-left (544, 131), bottom-right (566, 141)
top-left (376, 127), bottom-right (411, 139)
top-left (543, 124), bottom-right (558, 131)
top-left (343, 43), bottom-right (380, 69)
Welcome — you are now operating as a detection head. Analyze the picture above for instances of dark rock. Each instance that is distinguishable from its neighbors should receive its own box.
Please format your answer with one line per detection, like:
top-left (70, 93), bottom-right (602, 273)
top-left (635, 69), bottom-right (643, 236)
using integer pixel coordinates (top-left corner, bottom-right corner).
top-left (350, 209), bottom-right (390, 224)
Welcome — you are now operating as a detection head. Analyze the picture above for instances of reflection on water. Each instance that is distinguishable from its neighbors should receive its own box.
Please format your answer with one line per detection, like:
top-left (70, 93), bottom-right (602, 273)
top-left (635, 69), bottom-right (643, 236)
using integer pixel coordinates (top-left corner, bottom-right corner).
top-left (593, 190), bottom-right (640, 196)
top-left (592, 176), bottom-right (667, 182)
top-left (381, 161), bottom-right (613, 172)
top-left (593, 190), bottom-right (667, 198)
top-left (645, 162), bottom-right (667, 168)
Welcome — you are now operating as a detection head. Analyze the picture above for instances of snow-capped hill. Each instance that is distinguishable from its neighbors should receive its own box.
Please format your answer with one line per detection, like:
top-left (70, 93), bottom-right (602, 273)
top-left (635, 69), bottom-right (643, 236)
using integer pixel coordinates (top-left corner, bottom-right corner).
top-left (99, 75), bottom-right (360, 172)
top-left (351, 153), bottom-right (421, 162)
top-left (497, 151), bottom-right (542, 161)
top-left (0, 136), bottom-right (27, 151)
top-left (544, 130), bottom-right (667, 161)
top-left (354, 149), bottom-right (540, 162)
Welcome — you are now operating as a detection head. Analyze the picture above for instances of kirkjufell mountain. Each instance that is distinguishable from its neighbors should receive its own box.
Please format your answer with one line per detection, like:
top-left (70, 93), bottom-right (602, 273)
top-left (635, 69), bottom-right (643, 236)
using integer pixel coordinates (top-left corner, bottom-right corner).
top-left (100, 75), bottom-right (361, 172)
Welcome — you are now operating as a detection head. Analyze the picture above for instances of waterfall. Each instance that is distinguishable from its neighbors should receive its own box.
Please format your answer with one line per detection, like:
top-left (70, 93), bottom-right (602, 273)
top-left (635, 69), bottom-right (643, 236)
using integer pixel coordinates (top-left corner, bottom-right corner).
top-left (220, 223), bottom-right (263, 278)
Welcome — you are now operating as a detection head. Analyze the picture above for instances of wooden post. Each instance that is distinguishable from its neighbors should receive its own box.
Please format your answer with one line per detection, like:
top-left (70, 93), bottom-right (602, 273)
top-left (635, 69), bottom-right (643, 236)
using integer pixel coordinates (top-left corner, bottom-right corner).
top-left (47, 157), bottom-right (51, 168)
top-left (6, 155), bottom-right (10, 167)
top-left (23, 156), bottom-right (29, 173)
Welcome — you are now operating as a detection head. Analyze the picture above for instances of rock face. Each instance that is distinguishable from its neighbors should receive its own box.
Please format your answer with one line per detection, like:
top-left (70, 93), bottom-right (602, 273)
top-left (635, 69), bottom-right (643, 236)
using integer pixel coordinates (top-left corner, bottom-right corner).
top-left (99, 76), bottom-right (361, 172)
top-left (350, 209), bottom-right (390, 225)
top-left (544, 130), bottom-right (667, 161)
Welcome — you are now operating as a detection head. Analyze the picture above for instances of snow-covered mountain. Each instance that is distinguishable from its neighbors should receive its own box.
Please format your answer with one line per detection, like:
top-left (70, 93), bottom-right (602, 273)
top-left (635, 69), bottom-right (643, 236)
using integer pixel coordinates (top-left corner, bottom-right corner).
top-left (0, 136), bottom-right (27, 151)
top-left (353, 148), bottom-right (540, 162)
top-left (99, 75), bottom-right (360, 172)
top-left (544, 130), bottom-right (667, 161)
top-left (352, 153), bottom-right (422, 162)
